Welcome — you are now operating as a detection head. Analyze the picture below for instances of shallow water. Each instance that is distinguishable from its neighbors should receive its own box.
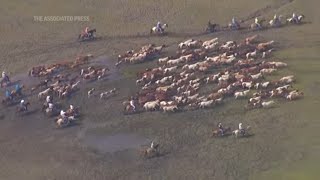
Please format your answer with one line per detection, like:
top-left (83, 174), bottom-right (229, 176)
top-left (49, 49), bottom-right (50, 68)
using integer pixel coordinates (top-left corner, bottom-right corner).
top-left (83, 133), bottom-right (150, 153)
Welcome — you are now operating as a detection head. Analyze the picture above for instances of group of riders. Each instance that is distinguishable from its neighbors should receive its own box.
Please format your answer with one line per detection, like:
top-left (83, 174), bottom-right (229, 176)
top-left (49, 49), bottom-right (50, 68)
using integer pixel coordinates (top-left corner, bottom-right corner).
top-left (81, 21), bottom-right (166, 38)
top-left (3, 72), bottom-right (23, 102)
top-left (144, 121), bottom-right (246, 156)
top-left (79, 12), bottom-right (302, 39)
top-left (1, 71), bottom-right (77, 122)
top-left (213, 12), bottom-right (301, 31)
top-left (218, 122), bottom-right (246, 136)
top-left (42, 95), bottom-right (77, 120)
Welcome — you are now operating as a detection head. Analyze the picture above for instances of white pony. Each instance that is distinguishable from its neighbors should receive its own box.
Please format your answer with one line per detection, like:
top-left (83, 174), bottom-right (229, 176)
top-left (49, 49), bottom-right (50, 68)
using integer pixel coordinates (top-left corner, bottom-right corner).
top-left (287, 15), bottom-right (305, 24)
top-left (269, 15), bottom-right (283, 27)
top-left (150, 24), bottom-right (168, 34)
top-left (56, 116), bottom-right (76, 128)
top-left (232, 126), bottom-right (251, 138)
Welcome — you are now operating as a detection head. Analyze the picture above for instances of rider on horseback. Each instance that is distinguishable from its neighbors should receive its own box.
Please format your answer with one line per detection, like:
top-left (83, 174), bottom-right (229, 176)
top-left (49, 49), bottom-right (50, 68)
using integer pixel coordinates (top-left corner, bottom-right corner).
top-left (232, 17), bottom-right (238, 28)
top-left (1, 71), bottom-right (10, 87)
top-left (156, 21), bottom-right (163, 33)
top-left (2, 71), bottom-right (7, 79)
top-left (207, 20), bottom-right (215, 32)
top-left (68, 105), bottom-right (75, 115)
top-left (292, 13), bottom-right (299, 23)
top-left (218, 122), bottom-right (224, 136)
top-left (273, 14), bottom-right (281, 25)
top-left (46, 95), bottom-right (52, 104)
top-left (5, 90), bottom-right (12, 100)
top-left (130, 96), bottom-right (136, 112)
top-left (60, 110), bottom-right (66, 118)
top-left (254, 17), bottom-right (262, 29)
top-left (239, 123), bottom-right (245, 134)
top-left (84, 26), bottom-right (90, 37)
top-left (20, 99), bottom-right (27, 111)
top-left (15, 84), bottom-right (22, 94)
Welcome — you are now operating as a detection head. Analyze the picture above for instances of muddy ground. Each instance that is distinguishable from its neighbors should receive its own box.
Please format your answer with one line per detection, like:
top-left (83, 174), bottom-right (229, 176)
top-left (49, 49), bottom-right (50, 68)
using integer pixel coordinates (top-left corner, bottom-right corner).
top-left (0, 0), bottom-right (320, 180)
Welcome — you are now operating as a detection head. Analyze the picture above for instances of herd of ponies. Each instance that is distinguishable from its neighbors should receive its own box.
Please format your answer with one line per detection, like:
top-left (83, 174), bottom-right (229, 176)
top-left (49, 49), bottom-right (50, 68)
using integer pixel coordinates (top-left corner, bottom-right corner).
top-left (121, 35), bottom-right (303, 116)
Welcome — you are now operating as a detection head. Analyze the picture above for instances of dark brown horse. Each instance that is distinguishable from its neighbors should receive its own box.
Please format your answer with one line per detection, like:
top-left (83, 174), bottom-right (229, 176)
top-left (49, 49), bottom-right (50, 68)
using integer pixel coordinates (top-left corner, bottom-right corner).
top-left (78, 29), bottom-right (96, 40)
top-left (212, 127), bottom-right (231, 137)
top-left (140, 144), bottom-right (160, 158)
top-left (16, 102), bottom-right (30, 112)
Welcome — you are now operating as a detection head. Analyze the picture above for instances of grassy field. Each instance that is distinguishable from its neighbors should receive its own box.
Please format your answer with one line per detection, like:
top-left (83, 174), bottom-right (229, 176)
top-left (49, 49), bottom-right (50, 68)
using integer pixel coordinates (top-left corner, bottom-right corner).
top-left (0, 0), bottom-right (320, 179)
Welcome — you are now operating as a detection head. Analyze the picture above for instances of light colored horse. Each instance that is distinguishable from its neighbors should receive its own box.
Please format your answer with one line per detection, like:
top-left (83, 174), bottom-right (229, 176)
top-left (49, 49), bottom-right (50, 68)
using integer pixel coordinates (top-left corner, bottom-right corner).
top-left (150, 24), bottom-right (168, 34)
top-left (232, 126), bottom-right (251, 138)
top-left (250, 21), bottom-right (264, 30)
top-left (287, 15), bottom-right (305, 24)
top-left (56, 116), bottom-right (75, 128)
top-left (228, 22), bottom-right (240, 30)
top-left (269, 16), bottom-right (283, 27)
top-left (140, 144), bottom-right (159, 158)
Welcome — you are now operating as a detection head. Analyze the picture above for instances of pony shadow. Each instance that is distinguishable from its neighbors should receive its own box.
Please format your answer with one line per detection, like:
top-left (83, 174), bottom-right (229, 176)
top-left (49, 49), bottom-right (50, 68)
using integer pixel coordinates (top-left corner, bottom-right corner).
top-left (144, 150), bottom-right (170, 160)
top-left (156, 151), bottom-right (170, 158)
top-left (22, 109), bottom-right (39, 116)
top-left (123, 110), bottom-right (143, 116)
top-left (242, 134), bottom-right (255, 138)
top-left (56, 121), bottom-right (80, 129)
top-left (221, 133), bottom-right (233, 138)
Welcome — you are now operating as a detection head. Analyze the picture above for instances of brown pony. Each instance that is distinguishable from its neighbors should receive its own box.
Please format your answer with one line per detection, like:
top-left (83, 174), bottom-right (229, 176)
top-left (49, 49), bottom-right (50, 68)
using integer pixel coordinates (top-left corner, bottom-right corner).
top-left (212, 127), bottom-right (231, 137)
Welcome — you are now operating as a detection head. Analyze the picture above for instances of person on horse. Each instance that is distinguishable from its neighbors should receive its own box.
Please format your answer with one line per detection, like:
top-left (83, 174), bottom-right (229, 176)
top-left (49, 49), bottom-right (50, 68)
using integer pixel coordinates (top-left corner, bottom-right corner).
top-left (20, 99), bottom-right (28, 111)
top-left (68, 105), bottom-right (75, 115)
top-left (84, 26), bottom-right (90, 37)
top-left (15, 84), bottom-right (22, 96)
top-left (218, 122), bottom-right (224, 136)
top-left (46, 95), bottom-right (52, 104)
top-left (156, 21), bottom-right (163, 33)
top-left (239, 123), bottom-right (245, 134)
top-left (2, 71), bottom-right (6, 79)
top-left (5, 89), bottom-right (12, 100)
top-left (232, 17), bottom-right (238, 28)
top-left (1, 71), bottom-right (10, 87)
top-left (60, 110), bottom-right (66, 118)
top-left (129, 96), bottom-right (136, 112)
top-left (207, 20), bottom-right (215, 32)
top-left (254, 17), bottom-right (262, 29)
top-left (292, 13), bottom-right (299, 23)
top-left (273, 14), bottom-right (280, 25)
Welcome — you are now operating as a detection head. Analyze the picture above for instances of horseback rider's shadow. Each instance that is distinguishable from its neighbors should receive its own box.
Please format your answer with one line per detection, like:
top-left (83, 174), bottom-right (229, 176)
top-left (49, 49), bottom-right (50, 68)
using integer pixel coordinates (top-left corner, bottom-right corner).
top-left (21, 109), bottom-right (39, 116)
top-left (241, 133), bottom-right (255, 138)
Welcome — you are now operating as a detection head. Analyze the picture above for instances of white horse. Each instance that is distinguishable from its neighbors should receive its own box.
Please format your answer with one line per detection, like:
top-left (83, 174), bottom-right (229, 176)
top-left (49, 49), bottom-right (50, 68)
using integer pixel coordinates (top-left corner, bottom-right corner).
top-left (232, 126), bottom-right (251, 138)
top-left (56, 116), bottom-right (76, 128)
top-left (150, 24), bottom-right (168, 34)
top-left (287, 15), bottom-right (305, 24)
top-left (269, 15), bottom-right (283, 27)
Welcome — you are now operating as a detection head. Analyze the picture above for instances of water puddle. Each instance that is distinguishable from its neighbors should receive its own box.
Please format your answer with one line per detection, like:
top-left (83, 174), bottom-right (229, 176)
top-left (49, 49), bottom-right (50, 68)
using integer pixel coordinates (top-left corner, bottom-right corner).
top-left (83, 133), bottom-right (149, 153)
